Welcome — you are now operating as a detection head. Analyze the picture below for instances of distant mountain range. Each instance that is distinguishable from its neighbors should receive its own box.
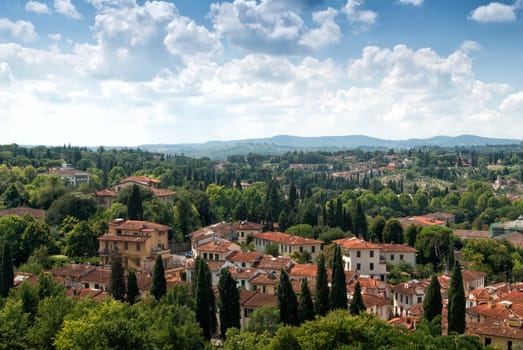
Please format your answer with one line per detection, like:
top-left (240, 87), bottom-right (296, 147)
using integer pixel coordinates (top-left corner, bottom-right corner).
top-left (139, 134), bottom-right (522, 159)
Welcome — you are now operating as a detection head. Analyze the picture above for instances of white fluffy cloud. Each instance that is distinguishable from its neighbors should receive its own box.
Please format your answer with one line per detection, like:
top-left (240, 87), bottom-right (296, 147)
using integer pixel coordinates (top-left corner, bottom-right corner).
top-left (0, 18), bottom-right (39, 42)
top-left (0, 62), bottom-right (14, 85)
top-left (343, 0), bottom-right (378, 27)
top-left (54, 0), bottom-right (82, 19)
top-left (164, 16), bottom-right (223, 60)
top-left (469, 2), bottom-right (518, 23)
top-left (25, 1), bottom-right (51, 14)
top-left (299, 8), bottom-right (341, 50)
top-left (398, 0), bottom-right (423, 6)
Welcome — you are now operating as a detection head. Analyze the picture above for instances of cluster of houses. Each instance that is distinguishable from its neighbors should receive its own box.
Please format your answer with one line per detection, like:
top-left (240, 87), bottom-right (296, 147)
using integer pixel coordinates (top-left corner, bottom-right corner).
top-left (9, 211), bottom-right (523, 349)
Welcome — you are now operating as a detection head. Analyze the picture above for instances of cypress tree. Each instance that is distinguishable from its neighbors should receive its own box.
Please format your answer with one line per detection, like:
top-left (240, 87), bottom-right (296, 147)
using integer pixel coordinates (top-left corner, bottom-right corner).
top-left (127, 184), bottom-right (143, 220)
top-left (0, 242), bottom-right (14, 298)
top-left (218, 268), bottom-right (240, 338)
top-left (150, 254), bottom-right (166, 300)
top-left (448, 262), bottom-right (466, 334)
top-left (195, 257), bottom-right (216, 339)
top-left (423, 274), bottom-right (442, 325)
top-left (329, 244), bottom-right (347, 310)
top-left (109, 256), bottom-right (126, 301)
top-left (127, 271), bottom-right (139, 304)
top-left (314, 254), bottom-right (329, 316)
top-left (349, 281), bottom-right (366, 315)
top-left (277, 269), bottom-right (299, 326)
top-left (298, 278), bottom-right (314, 323)
top-left (352, 199), bottom-right (368, 239)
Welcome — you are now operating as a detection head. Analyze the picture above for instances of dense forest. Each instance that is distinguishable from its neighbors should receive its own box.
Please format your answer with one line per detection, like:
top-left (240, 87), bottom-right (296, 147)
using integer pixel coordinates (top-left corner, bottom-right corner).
top-left (0, 142), bottom-right (522, 348)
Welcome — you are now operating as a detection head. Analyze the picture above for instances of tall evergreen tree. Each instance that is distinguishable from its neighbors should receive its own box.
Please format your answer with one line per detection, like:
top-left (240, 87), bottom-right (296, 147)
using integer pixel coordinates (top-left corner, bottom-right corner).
top-left (298, 278), bottom-right (314, 323)
top-left (277, 269), bottom-right (299, 326)
top-left (127, 271), bottom-right (139, 304)
top-left (352, 199), bottom-right (368, 239)
top-left (423, 274), bottom-right (442, 326)
top-left (194, 257), bottom-right (216, 340)
top-left (150, 254), bottom-right (166, 300)
top-left (288, 183), bottom-right (298, 209)
top-left (329, 244), bottom-right (347, 310)
top-left (448, 262), bottom-right (466, 334)
top-left (315, 254), bottom-right (329, 316)
top-left (109, 256), bottom-right (125, 301)
top-left (0, 241), bottom-right (14, 298)
top-left (127, 184), bottom-right (143, 220)
top-left (349, 281), bottom-right (366, 315)
top-left (218, 268), bottom-right (240, 338)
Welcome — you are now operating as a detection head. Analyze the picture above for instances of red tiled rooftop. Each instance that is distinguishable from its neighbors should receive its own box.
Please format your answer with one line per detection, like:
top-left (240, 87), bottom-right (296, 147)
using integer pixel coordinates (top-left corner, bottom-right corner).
top-left (227, 251), bottom-right (263, 263)
top-left (289, 263), bottom-right (317, 278)
top-left (96, 189), bottom-right (117, 197)
top-left (250, 272), bottom-right (280, 285)
top-left (98, 234), bottom-right (149, 242)
top-left (363, 293), bottom-right (390, 307)
top-left (0, 207), bottom-right (46, 219)
top-left (253, 231), bottom-right (322, 245)
top-left (242, 291), bottom-right (277, 308)
top-left (118, 176), bottom-right (161, 185)
top-left (398, 216), bottom-right (446, 228)
top-left (197, 239), bottom-right (235, 252)
top-left (334, 237), bottom-right (381, 250)
top-left (257, 255), bottom-right (293, 270)
top-left (452, 229), bottom-right (490, 240)
top-left (378, 243), bottom-right (417, 253)
top-left (110, 220), bottom-right (171, 232)
top-left (238, 221), bottom-right (263, 230)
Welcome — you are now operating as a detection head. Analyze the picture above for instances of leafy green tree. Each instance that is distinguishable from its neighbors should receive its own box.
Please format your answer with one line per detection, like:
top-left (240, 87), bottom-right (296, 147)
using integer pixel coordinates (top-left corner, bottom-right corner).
top-left (173, 192), bottom-right (201, 240)
top-left (127, 184), bottom-right (144, 220)
top-left (314, 253), bottom-right (329, 316)
top-left (351, 199), bottom-right (368, 239)
top-left (246, 304), bottom-right (280, 336)
top-left (448, 262), bottom-right (466, 334)
top-left (110, 256), bottom-right (126, 301)
top-left (64, 220), bottom-right (98, 258)
top-left (423, 274), bottom-right (442, 330)
top-left (0, 298), bottom-right (30, 350)
top-left (218, 268), bottom-right (241, 338)
top-left (415, 225), bottom-right (453, 271)
top-left (298, 278), bottom-right (314, 323)
top-left (329, 244), bottom-right (347, 311)
top-left (349, 281), bottom-right (366, 315)
top-left (369, 215), bottom-right (386, 243)
top-left (269, 326), bottom-right (302, 350)
top-left (45, 192), bottom-right (98, 226)
top-left (126, 271), bottom-right (139, 304)
top-left (36, 272), bottom-right (64, 300)
top-left (151, 254), bottom-right (166, 300)
top-left (277, 269), bottom-right (299, 326)
top-left (1, 241), bottom-right (14, 298)
top-left (404, 224), bottom-right (419, 247)
top-left (264, 242), bottom-right (279, 257)
top-left (1, 183), bottom-right (26, 208)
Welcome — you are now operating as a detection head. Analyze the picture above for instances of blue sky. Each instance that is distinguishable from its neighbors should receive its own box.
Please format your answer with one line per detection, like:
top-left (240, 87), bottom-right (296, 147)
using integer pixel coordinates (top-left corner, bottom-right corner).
top-left (1, 0), bottom-right (522, 146)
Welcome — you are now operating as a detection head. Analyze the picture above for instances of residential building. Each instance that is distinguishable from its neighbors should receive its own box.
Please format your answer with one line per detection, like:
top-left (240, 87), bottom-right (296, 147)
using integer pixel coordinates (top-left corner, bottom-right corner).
top-left (98, 219), bottom-right (171, 271)
top-left (240, 290), bottom-right (277, 328)
top-left (379, 243), bottom-right (417, 267)
top-left (362, 293), bottom-right (390, 321)
top-left (46, 163), bottom-right (90, 187)
top-left (190, 222), bottom-right (237, 258)
top-left (391, 279), bottom-right (428, 317)
top-left (236, 221), bottom-right (263, 244)
top-left (398, 216), bottom-right (446, 229)
top-left (195, 238), bottom-right (241, 261)
top-left (333, 237), bottom-right (386, 281)
top-left (0, 207), bottom-right (46, 220)
top-left (253, 231), bottom-right (322, 261)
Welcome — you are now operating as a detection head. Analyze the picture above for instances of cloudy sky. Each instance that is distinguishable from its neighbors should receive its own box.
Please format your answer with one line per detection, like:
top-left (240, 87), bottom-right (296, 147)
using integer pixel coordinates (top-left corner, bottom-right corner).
top-left (1, 0), bottom-right (522, 146)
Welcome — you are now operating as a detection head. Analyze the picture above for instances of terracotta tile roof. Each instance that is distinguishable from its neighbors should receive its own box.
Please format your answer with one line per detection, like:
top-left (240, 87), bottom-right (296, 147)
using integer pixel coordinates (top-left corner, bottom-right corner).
top-left (118, 176), bottom-right (161, 185)
top-left (289, 263), bottom-right (317, 278)
top-left (257, 255), bottom-right (293, 271)
top-left (387, 316), bottom-right (419, 330)
top-left (238, 221), bottom-right (263, 230)
top-left (398, 216), bottom-right (446, 228)
top-left (363, 293), bottom-right (390, 307)
top-left (452, 229), bottom-right (490, 240)
top-left (470, 318), bottom-right (523, 340)
top-left (197, 240), bottom-right (236, 252)
top-left (253, 231), bottom-right (322, 246)
top-left (334, 237), bottom-right (381, 250)
top-left (407, 302), bottom-right (424, 317)
top-left (98, 234), bottom-right (149, 242)
top-left (469, 287), bottom-right (500, 303)
top-left (13, 272), bottom-right (38, 287)
top-left (51, 264), bottom-right (97, 279)
top-left (378, 243), bottom-right (417, 253)
top-left (0, 207), bottom-right (46, 219)
top-left (190, 222), bottom-right (237, 238)
top-left (110, 220), bottom-right (171, 232)
top-left (80, 268), bottom-right (111, 285)
top-left (240, 290), bottom-right (258, 304)
top-left (227, 251), bottom-right (263, 264)
top-left (390, 279), bottom-right (428, 296)
top-left (227, 266), bottom-right (259, 280)
top-left (291, 278), bottom-right (316, 294)
top-left (65, 287), bottom-right (108, 301)
top-left (151, 188), bottom-right (177, 197)
top-left (95, 189), bottom-right (117, 197)
top-left (242, 291), bottom-right (277, 308)
top-left (467, 302), bottom-right (513, 321)
top-left (250, 271), bottom-right (280, 285)
top-left (461, 269), bottom-right (487, 283)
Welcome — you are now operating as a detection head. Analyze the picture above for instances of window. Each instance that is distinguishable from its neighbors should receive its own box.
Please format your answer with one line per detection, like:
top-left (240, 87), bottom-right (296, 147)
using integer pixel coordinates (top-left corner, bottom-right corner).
top-left (356, 251), bottom-right (361, 258)
top-left (484, 338), bottom-right (491, 346)
top-left (400, 295), bottom-right (403, 302)
top-left (262, 286), bottom-right (266, 294)
top-left (370, 263), bottom-right (374, 270)
top-left (405, 296), bottom-right (409, 304)
top-left (203, 253), bottom-right (208, 260)
top-left (417, 296), bottom-right (422, 303)
top-left (124, 242), bottom-right (128, 250)
top-left (312, 246), bottom-right (315, 253)
top-left (508, 341), bottom-right (512, 350)
top-left (300, 246), bottom-right (303, 253)
top-left (356, 263), bottom-right (361, 270)
top-left (390, 254), bottom-right (394, 260)
top-left (400, 254), bottom-right (404, 260)
top-left (136, 243), bottom-right (140, 251)
top-left (370, 250), bottom-right (374, 257)
top-left (215, 254), bottom-right (219, 261)
top-left (253, 284), bottom-right (257, 291)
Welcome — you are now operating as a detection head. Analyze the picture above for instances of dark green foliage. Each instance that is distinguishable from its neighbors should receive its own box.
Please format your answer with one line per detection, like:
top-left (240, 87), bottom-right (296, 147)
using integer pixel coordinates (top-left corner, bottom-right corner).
top-left (314, 254), bottom-right (329, 316)
top-left (218, 268), bottom-right (241, 338)
top-left (448, 262), bottom-right (466, 334)
top-left (126, 271), bottom-right (139, 304)
top-left (298, 278), bottom-right (314, 323)
top-left (423, 274), bottom-right (442, 327)
top-left (349, 281), bottom-right (366, 315)
top-left (405, 224), bottom-right (419, 247)
top-left (194, 257), bottom-right (216, 339)
top-left (277, 269), bottom-right (299, 326)
top-left (45, 192), bottom-right (98, 226)
top-left (329, 244), bottom-right (347, 311)
top-left (369, 215), bottom-right (386, 243)
top-left (150, 255), bottom-right (166, 300)
top-left (127, 184), bottom-right (144, 220)
top-left (1, 241), bottom-right (14, 298)
top-left (382, 218), bottom-right (404, 244)
top-left (109, 256), bottom-right (126, 301)
top-left (264, 242), bottom-right (279, 257)
top-left (352, 199), bottom-right (368, 239)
